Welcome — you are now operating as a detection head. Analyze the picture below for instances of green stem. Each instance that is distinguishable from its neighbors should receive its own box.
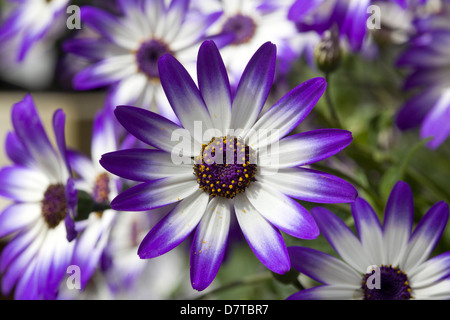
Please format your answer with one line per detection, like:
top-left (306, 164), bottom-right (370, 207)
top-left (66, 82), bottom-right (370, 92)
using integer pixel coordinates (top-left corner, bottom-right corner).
top-left (324, 73), bottom-right (342, 129)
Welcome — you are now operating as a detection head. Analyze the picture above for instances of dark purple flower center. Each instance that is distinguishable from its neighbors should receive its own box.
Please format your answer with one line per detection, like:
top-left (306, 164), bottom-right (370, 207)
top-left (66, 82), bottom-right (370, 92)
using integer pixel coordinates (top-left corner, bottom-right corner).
top-left (362, 265), bottom-right (412, 300)
top-left (222, 14), bottom-right (256, 45)
top-left (42, 184), bottom-right (67, 228)
top-left (194, 136), bottom-right (257, 199)
top-left (92, 173), bottom-right (110, 217)
top-left (136, 39), bottom-right (172, 79)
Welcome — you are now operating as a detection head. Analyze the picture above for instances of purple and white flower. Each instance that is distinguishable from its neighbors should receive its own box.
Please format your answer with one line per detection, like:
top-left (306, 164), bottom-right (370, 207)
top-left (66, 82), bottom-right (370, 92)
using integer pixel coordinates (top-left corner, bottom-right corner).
top-left (0, 0), bottom-right (69, 61)
top-left (288, 0), bottom-right (371, 53)
top-left (66, 109), bottom-right (122, 290)
top-left (0, 94), bottom-right (76, 299)
top-left (64, 0), bottom-right (222, 122)
top-left (287, 181), bottom-right (450, 300)
top-left (100, 40), bottom-right (358, 291)
top-left (199, 0), bottom-right (318, 86)
top-left (396, 2), bottom-right (450, 149)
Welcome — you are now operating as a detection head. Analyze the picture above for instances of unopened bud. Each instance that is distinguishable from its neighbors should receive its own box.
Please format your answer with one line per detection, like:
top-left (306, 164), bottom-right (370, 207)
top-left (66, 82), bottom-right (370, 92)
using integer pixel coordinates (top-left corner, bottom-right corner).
top-left (314, 27), bottom-right (341, 74)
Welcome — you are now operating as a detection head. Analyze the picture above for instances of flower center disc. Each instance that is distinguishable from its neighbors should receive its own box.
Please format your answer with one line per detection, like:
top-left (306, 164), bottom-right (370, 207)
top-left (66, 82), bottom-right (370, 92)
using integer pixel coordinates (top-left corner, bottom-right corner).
top-left (194, 136), bottom-right (257, 199)
top-left (222, 14), bottom-right (256, 45)
top-left (362, 265), bottom-right (412, 300)
top-left (42, 184), bottom-right (67, 228)
top-left (136, 39), bottom-right (172, 79)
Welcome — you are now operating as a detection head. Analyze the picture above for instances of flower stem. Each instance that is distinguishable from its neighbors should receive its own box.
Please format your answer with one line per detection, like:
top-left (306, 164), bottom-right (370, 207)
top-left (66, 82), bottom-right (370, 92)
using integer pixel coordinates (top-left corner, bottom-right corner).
top-left (325, 73), bottom-right (342, 129)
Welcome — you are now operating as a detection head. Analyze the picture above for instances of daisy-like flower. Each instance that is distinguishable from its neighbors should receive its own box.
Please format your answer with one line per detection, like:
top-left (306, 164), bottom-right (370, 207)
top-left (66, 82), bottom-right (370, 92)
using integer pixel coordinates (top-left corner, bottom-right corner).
top-left (0, 94), bottom-right (77, 299)
top-left (287, 181), bottom-right (450, 300)
top-left (66, 109), bottom-right (122, 290)
top-left (100, 40), bottom-right (358, 291)
top-left (0, 0), bottom-right (69, 61)
top-left (396, 2), bottom-right (450, 149)
top-left (64, 0), bottom-right (222, 122)
top-left (198, 0), bottom-right (317, 86)
top-left (288, 0), bottom-right (371, 52)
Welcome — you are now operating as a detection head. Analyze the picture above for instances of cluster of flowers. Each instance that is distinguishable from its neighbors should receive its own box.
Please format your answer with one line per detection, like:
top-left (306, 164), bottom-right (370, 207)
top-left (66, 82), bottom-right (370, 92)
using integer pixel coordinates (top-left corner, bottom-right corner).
top-left (0, 0), bottom-right (449, 300)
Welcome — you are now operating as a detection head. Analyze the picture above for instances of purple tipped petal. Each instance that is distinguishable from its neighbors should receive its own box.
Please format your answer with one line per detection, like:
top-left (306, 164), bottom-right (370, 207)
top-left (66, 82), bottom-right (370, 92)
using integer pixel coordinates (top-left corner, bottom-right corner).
top-left (383, 181), bottom-right (414, 266)
top-left (114, 105), bottom-right (199, 156)
top-left (410, 252), bottom-right (450, 288)
top-left (310, 207), bottom-right (372, 273)
top-left (11, 94), bottom-right (61, 180)
top-left (248, 77), bottom-right (327, 149)
top-left (234, 193), bottom-right (290, 274)
top-left (258, 129), bottom-right (352, 168)
top-left (4, 131), bottom-right (34, 167)
top-left (0, 203), bottom-right (40, 238)
top-left (100, 148), bottom-right (192, 182)
top-left (158, 54), bottom-right (214, 135)
top-left (351, 197), bottom-right (385, 264)
top-left (138, 191), bottom-right (210, 259)
top-left (259, 167), bottom-right (358, 204)
top-left (0, 166), bottom-right (47, 202)
top-left (110, 176), bottom-right (198, 211)
top-left (402, 201), bottom-right (449, 273)
top-left (190, 197), bottom-right (231, 291)
top-left (287, 0), bottom-right (324, 22)
top-left (420, 89), bottom-right (450, 149)
top-left (197, 40), bottom-right (232, 132)
top-left (245, 182), bottom-right (319, 239)
top-left (52, 109), bottom-right (70, 175)
top-left (288, 246), bottom-right (361, 285)
top-left (287, 285), bottom-right (358, 300)
top-left (230, 42), bottom-right (277, 131)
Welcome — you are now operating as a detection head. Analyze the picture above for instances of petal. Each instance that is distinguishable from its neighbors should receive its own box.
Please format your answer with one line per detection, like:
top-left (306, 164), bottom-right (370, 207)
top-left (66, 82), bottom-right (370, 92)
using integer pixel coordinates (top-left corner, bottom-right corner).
top-left (138, 190), bottom-right (210, 259)
top-left (63, 37), bottom-right (128, 60)
top-left (234, 193), bottom-right (290, 274)
top-left (401, 201), bottom-right (449, 274)
top-left (0, 203), bottom-right (40, 238)
top-left (288, 246), bottom-right (362, 286)
top-left (4, 131), bottom-right (34, 167)
top-left (247, 78), bottom-right (327, 149)
top-left (190, 197), bottom-right (231, 291)
top-left (52, 109), bottom-right (70, 179)
top-left (409, 252), bottom-right (450, 289)
top-left (287, 285), bottom-right (361, 300)
top-left (310, 207), bottom-right (373, 273)
top-left (73, 55), bottom-right (136, 90)
top-left (197, 40), bottom-right (232, 133)
top-left (420, 88), bottom-right (450, 149)
top-left (162, 0), bottom-right (189, 43)
top-left (100, 148), bottom-right (192, 182)
top-left (67, 150), bottom-right (96, 187)
top-left (413, 278), bottom-right (450, 300)
top-left (245, 182), bottom-right (319, 239)
top-left (351, 197), bottom-right (385, 264)
top-left (230, 42), bottom-right (276, 131)
top-left (258, 167), bottom-right (358, 204)
top-left (258, 129), bottom-right (352, 168)
top-left (114, 105), bottom-right (199, 157)
top-left (158, 54), bottom-right (214, 136)
top-left (91, 109), bottom-right (119, 166)
top-left (110, 176), bottom-right (198, 211)
top-left (382, 181), bottom-right (414, 267)
top-left (11, 94), bottom-right (60, 181)
top-left (0, 166), bottom-right (47, 202)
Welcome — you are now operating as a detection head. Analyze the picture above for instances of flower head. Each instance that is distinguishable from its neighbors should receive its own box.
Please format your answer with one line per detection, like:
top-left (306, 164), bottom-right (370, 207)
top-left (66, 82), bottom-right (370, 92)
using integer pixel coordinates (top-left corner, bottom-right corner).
top-left (0, 0), bottom-right (69, 61)
top-left (64, 0), bottom-right (222, 122)
top-left (100, 40), bottom-right (358, 291)
top-left (0, 94), bottom-right (76, 299)
top-left (396, 3), bottom-right (450, 149)
top-left (287, 181), bottom-right (450, 300)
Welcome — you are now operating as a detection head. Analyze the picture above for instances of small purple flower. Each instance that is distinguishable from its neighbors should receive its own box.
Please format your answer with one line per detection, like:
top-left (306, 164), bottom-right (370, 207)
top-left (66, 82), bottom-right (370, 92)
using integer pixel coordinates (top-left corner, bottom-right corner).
top-left (64, 0), bottom-right (222, 122)
top-left (100, 40), bottom-right (358, 291)
top-left (396, 3), bottom-right (450, 149)
top-left (288, 0), bottom-right (371, 52)
top-left (0, 0), bottom-right (69, 61)
top-left (0, 94), bottom-right (76, 299)
top-left (287, 181), bottom-right (450, 300)
top-left (66, 109), bottom-right (122, 290)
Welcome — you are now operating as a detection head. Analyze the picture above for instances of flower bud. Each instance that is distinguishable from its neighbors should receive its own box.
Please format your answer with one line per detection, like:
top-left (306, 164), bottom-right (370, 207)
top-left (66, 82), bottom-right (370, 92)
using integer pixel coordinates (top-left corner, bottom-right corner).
top-left (314, 26), bottom-right (341, 74)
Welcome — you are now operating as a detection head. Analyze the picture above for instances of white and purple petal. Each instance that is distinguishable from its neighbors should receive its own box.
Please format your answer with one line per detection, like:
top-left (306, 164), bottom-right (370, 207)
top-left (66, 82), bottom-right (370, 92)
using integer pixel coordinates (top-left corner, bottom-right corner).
top-left (234, 193), bottom-right (290, 274)
top-left (190, 196), bottom-right (231, 291)
top-left (138, 190), bottom-right (210, 259)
